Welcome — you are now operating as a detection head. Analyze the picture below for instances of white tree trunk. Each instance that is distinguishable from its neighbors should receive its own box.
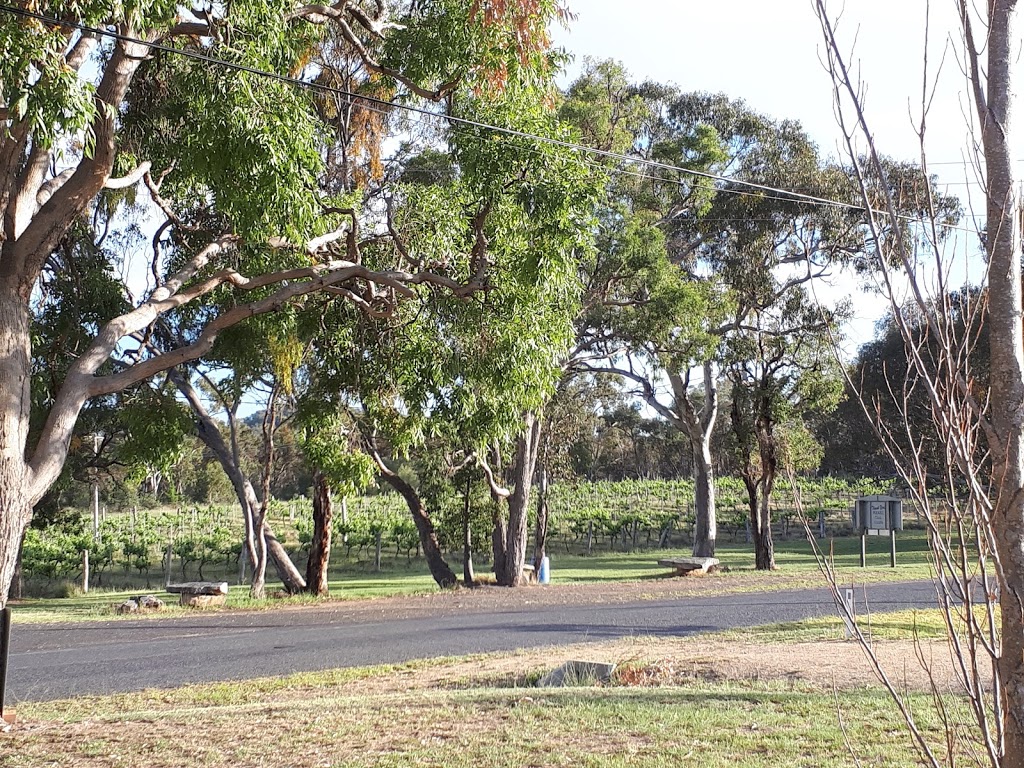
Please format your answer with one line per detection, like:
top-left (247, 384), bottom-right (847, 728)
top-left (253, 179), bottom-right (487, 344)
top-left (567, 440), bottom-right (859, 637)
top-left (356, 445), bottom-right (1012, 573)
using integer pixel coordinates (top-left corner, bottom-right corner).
top-left (670, 363), bottom-right (719, 558)
top-left (691, 437), bottom-right (717, 558)
top-left (0, 287), bottom-right (34, 609)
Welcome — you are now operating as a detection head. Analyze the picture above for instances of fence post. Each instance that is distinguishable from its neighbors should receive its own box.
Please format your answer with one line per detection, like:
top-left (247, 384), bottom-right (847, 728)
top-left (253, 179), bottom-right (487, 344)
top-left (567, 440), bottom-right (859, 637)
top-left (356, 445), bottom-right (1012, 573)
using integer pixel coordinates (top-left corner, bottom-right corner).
top-left (82, 549), bottom-right (89, 594)
top-left (0, 606), bottom-right (12, 722)
top-left (165, 542), bottom-right (173, 587)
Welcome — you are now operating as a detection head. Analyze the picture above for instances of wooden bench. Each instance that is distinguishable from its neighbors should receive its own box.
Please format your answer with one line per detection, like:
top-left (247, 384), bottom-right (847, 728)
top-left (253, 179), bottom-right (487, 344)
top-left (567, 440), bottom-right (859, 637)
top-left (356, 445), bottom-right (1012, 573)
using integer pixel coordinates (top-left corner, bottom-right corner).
top-left (522, 564), bottom-right (536, 583)
top-left (658, 557), bottom-right (720, 576)
top-left (167, 581), bottom-right (229, 608)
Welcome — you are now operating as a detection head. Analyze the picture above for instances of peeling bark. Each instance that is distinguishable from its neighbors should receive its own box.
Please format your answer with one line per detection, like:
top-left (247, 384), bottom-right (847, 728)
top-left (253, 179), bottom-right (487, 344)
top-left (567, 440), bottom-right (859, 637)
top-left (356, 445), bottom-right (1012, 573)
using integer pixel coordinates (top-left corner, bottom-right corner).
top-left (305, 471), bottom-right (333, 596)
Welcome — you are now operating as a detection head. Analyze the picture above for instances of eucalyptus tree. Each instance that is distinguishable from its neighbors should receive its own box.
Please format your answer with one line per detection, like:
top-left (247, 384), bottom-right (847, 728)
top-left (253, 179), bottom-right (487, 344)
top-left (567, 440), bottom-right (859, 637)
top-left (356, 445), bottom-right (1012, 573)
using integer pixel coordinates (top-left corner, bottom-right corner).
top-left (478, 62), bottom-right (720, 575)
top-left (288, 72), bottom-right (598, 589)
top-left (723, 292), bottom-right (844, 570)
top-left (0, 0), bottom-right (574, 605)
top-left (167, 357), bottom-right (312, 596)
top-left (564, 74), bottom-right (829, 560)
top-left (294, 392), bottom-right (374, 596)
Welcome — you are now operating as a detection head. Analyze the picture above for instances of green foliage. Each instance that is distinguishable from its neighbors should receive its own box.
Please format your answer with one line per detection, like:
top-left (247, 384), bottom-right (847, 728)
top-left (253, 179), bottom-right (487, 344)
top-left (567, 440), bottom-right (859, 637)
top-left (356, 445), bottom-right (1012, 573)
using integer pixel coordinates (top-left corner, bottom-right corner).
top-left (119, 0), bottom-right (325, 245)
top-left (21, 526), bottom-right (92, 582)
top-left (117, 385), bottom-right (194, 482)
top-left (381, 0), bottom-right (562, 95)
top-left (299, 412), bottom-right (375, 497)
top-left (2, 0), bottom-right (171, 148)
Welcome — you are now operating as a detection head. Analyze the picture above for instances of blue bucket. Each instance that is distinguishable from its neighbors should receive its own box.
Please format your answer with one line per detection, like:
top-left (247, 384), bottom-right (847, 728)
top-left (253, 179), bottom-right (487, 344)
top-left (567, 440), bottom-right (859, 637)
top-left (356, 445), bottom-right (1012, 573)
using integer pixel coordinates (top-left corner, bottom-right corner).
top-left (538, 556), bottom-right (551, 584)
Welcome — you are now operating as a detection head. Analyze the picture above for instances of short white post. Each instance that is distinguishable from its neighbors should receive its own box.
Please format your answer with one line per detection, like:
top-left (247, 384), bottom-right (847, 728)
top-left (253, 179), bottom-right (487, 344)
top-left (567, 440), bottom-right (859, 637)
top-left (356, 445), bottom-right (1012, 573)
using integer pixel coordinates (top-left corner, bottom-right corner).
top-left (842, 586), bottom-right (856, 639)
top-left (82, 550), bottom-right (90, 594)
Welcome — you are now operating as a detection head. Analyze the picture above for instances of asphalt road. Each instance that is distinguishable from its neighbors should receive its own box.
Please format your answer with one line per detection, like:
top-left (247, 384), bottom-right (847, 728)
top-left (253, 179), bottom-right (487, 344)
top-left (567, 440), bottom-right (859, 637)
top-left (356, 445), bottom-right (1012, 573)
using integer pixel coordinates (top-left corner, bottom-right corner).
top-left (8, 580), bottom-right (940, 702)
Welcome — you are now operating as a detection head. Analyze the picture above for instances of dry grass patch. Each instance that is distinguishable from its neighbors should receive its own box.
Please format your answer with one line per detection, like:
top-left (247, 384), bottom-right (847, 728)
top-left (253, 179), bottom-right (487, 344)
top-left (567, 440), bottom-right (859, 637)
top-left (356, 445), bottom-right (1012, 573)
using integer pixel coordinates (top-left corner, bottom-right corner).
top-left (5, 686), bottom-right (946, 768)
top-left (2, 631), bottom-right (975, 768)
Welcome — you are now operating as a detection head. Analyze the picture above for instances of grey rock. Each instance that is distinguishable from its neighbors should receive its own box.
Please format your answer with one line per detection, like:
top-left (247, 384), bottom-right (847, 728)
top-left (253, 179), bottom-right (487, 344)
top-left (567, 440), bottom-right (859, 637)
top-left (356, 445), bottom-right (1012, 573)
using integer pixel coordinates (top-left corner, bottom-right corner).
top-left (115, 594), bottom-right (165, 615)
top-left (536, 660), bottom-right (616, 688)
top-left (658, 556), bottom-right (720, 575)
top-left (115, 600), bottom-right (139, 615)
top-left (136, 594), bottom-right (165, 610)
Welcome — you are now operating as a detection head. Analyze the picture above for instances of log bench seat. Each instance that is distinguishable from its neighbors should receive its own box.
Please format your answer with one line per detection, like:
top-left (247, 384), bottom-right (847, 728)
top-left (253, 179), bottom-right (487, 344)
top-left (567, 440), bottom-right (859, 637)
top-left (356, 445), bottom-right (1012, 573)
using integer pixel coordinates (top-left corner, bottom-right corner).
top-left (657, 557), bottom-right (720, 576)
top-left (166, 581), bottom-right (229, 608)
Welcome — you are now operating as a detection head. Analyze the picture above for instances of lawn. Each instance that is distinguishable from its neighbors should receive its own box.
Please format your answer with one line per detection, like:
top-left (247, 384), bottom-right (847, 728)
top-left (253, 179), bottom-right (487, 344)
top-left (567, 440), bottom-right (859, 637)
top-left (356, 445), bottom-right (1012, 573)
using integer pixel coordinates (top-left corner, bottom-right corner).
top-left (5, 687), bottom-right (946, 768)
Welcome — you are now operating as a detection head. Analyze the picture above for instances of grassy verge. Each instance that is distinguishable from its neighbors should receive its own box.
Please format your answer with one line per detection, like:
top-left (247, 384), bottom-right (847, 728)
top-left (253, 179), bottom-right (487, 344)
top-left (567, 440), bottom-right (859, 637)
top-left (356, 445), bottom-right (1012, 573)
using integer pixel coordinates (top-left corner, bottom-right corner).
top-left (5, 648), bottom-right (964, 768)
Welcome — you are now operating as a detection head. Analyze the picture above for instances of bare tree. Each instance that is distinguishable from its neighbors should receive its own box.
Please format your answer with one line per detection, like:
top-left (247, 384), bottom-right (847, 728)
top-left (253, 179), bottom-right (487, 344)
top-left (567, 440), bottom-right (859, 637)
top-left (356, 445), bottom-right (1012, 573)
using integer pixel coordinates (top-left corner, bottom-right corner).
top-left (813, 1), bottom-right (1021, 764)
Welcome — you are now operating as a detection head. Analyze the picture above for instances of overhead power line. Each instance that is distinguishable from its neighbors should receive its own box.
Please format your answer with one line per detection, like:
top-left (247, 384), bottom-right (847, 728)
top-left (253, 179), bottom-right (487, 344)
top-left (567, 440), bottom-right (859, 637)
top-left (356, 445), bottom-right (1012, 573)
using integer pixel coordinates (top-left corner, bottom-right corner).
top-left (0, 3), bottom-right (983, 234)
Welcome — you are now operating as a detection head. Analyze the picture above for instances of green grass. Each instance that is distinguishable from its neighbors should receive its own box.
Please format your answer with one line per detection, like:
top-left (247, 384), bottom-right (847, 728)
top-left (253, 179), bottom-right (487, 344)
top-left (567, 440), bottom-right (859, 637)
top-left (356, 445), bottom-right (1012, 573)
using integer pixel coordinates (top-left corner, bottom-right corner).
top-left (717, 608), bottom-right (950, 643)
top-left (11, 529), bottom-right (937, 625)
top-left (10, 571), bottom-right (439, 624)
top-left (718, 605), bottom-right (1000, 645)
top-left (555, 529), bottom-right (935, 582)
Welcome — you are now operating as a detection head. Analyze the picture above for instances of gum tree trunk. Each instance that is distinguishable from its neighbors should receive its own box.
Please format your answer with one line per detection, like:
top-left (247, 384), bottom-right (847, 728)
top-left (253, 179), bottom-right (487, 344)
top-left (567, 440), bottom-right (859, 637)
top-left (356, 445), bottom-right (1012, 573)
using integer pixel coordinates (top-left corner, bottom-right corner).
top-left (498, 413), bottom-right (541, 587)
top-left (669, 364), bottom-right (719, 558)
top-left (463, 475), bottom-right (475, 586)
top-left (167, 368), bottom-right (306, 592)
top-left (0, 287), bottom-right (34, 609)
top-left (375, 461), bottom-right (456, 588)
top-left (978, 0), bottom-right (1024, 758)
top-left (691, 439), bottom-right (717, 558)
top-left (532, 465), bottom-right (549, 570)
top-left (305, 471), bottom-right (333, 596)
top-left (752, 418), bottom-right (778, 571)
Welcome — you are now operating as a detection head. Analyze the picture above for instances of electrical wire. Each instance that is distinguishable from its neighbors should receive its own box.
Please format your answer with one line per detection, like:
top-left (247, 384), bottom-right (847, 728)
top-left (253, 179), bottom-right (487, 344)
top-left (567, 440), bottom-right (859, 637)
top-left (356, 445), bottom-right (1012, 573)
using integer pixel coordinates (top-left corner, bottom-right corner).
top-left (0, 2), bottom-right (984, 237)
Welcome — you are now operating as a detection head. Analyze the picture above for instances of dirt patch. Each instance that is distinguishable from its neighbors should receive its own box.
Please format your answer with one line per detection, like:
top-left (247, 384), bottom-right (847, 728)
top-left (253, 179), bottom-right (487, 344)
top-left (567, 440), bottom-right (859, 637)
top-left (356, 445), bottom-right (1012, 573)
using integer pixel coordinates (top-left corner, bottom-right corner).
top-left (334, 635), bottom-right (971, 696)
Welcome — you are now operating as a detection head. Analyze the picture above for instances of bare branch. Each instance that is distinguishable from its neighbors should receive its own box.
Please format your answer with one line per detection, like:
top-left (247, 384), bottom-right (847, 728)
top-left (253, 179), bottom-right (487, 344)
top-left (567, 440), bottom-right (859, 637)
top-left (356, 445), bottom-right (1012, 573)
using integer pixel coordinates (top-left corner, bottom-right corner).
top-left (103, 161), bottom-right (152, 190)
top-left (476, 455), bottom-right (511, 499)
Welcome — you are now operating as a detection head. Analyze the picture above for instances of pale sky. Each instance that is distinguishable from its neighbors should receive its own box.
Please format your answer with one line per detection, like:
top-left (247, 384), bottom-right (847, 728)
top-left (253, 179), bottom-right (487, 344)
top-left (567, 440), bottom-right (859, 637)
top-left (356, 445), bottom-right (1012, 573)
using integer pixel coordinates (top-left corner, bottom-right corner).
top-left (552, 0), bottom-right (1006, 349)
top-left (554, 0), bottom-right (990, 172)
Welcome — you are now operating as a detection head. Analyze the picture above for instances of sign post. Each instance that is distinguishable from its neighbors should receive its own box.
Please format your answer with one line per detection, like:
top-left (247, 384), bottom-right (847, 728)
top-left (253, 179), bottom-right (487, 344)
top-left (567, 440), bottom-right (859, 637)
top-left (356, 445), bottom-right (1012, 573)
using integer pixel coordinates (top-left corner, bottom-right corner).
top-left (842, 587), bottom-right (856, 639)
top-left (851, 496), bottom-right (903, 568)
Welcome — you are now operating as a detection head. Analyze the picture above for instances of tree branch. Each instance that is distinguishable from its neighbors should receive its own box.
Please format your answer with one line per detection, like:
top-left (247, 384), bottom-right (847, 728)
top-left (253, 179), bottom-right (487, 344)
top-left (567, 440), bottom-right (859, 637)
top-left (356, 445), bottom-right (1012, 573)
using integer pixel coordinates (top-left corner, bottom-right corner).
top-left (476, 454), bottom-right (511, 499)
top-left (11, 35), bottom-right (152, 289)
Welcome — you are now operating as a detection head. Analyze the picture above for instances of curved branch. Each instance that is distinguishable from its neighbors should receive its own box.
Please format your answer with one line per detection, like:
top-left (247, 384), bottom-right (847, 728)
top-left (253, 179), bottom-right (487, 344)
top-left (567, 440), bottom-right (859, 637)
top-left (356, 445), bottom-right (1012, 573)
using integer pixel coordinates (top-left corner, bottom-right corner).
top-left (104, 161), bottom-right (152, 190)
top-left (580, 364), bottom-right (682, 427)
top-left (13, 36), bottom-right (152, 288)
top-left (477, 455), bottom-right (511, 499)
